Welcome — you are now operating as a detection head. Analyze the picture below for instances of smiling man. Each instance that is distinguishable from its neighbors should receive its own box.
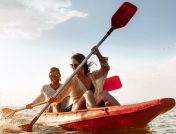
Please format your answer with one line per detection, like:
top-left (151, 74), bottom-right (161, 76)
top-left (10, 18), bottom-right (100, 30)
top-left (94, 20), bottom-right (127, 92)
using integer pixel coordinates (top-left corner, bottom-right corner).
top-left (26, 67), bottom-right (69, 112)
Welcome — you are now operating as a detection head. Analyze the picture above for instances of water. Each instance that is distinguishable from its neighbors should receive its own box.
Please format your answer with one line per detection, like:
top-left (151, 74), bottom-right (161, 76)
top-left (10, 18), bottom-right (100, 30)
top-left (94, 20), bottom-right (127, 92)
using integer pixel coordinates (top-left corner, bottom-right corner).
top-left (0, 106), bottom-right (176, 134)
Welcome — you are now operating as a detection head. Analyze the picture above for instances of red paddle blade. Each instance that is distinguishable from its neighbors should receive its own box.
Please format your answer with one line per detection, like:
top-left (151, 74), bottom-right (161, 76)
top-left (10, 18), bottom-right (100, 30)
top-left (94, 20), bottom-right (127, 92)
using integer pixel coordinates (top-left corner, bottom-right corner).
top-left (103, 75), bottom-right (122, 91)
top-left (19, 124), bottom-right (32, 132)
top-left (112, 2), bottom-right (137, 29)
top-left (1, 108), bottom-right (15, 118)
top-left (19, 116), bottom-right (38, 132)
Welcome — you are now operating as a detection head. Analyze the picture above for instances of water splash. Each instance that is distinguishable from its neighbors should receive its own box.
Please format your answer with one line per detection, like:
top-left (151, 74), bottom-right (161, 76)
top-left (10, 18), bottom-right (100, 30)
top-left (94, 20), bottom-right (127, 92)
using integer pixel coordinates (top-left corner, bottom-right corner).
top-left (0, 118), bottom-right (21, 133)
top-left (0, 107), bottom-right (24, 133)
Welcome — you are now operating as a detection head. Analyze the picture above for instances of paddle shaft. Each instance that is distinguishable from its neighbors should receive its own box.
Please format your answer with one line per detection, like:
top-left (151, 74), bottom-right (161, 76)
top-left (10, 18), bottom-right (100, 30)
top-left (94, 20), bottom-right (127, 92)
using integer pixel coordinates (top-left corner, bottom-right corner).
top-left (16, 101), bottom-right (48, 112)
top-left (28, 28), bottom-right (114, 126)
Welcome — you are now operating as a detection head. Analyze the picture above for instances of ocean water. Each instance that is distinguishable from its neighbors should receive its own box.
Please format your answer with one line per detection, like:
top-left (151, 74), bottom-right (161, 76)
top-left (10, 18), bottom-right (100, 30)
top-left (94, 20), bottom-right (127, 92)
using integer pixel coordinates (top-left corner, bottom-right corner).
top-left (0, 106), bottom-right (175, 134)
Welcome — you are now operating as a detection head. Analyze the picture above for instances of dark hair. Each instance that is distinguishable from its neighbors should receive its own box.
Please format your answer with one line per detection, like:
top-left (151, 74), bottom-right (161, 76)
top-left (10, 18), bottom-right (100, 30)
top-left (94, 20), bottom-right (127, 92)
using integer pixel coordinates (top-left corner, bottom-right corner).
top-left (71, 53), bottom-right (90, 74)
top-left (50, 67), bottom-right (60, 75)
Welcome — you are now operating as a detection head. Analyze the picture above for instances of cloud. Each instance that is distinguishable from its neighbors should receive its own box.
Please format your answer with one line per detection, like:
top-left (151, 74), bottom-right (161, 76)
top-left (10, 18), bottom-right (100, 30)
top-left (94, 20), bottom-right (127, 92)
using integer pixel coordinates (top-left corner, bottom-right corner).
top-left (0, 0), bottom-right (87, 39)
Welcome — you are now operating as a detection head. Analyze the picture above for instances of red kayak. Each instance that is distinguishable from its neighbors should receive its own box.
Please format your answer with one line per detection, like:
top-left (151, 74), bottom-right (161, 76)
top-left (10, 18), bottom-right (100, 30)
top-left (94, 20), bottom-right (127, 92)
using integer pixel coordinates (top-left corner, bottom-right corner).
top-left (38, 98), bottom-right (175, 130)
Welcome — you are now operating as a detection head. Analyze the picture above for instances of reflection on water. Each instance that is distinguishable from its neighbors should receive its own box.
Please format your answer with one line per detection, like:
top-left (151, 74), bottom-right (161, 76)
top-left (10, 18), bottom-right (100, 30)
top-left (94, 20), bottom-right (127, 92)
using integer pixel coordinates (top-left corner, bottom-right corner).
top-left (0, 106), bottom-right (175, 134)
top-left (73, 127), bottom-right (152, 134)
top-left (32, 124), bottom-right (153, 134)
top-left (149, 107), bottom-right (176, 134)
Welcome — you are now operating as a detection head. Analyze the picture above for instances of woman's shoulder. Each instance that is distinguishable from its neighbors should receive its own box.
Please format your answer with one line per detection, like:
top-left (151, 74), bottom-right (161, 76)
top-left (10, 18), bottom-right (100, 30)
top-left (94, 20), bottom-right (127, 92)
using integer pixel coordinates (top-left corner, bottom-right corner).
top-left (71, 76), bottom-right (79, 83)
top-left (64, 76), bottom-right (78, 86)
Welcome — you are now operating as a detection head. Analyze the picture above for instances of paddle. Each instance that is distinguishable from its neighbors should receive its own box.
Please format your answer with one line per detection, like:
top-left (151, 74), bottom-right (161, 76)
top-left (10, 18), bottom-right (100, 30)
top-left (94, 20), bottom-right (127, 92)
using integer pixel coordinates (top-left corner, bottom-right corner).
top-left (103, 75), bottom-right (122, 91)
top-left (18, 2), bottom-right (137, 132)
top-left (1, 101), bottom-right (47, 119)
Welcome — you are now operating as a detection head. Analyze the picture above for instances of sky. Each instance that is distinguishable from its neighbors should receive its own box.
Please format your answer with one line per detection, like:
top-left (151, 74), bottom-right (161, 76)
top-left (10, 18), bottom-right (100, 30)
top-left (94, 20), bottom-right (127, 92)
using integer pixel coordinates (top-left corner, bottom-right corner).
top-left (0, 0), bottom-right (176, 106)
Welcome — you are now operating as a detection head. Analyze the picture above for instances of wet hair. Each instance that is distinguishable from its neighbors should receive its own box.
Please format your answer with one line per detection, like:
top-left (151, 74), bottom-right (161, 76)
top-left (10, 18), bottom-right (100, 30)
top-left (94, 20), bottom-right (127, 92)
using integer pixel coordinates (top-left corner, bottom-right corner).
top-left (71, 53), bottom-right (91, 74)
top-left (49, 67), bottom-right (60, 75)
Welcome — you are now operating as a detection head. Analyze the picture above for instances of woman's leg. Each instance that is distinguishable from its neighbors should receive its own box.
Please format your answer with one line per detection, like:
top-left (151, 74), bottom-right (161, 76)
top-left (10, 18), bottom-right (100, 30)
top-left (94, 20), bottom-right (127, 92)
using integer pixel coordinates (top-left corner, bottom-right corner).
top-left (97, 91), bottom-right (120, 106)
top-left (72, 90), bottom-right (96, 111)
top-left (71, 96), bottom-right (86, 111)
top-left (83, 90), bottom-right (96, 108)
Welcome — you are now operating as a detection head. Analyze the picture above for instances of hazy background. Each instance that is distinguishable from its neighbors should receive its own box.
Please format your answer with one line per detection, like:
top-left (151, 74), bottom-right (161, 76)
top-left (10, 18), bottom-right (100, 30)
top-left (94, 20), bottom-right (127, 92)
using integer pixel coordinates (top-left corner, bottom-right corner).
top-left (0, 0), bottom-right (176, 106)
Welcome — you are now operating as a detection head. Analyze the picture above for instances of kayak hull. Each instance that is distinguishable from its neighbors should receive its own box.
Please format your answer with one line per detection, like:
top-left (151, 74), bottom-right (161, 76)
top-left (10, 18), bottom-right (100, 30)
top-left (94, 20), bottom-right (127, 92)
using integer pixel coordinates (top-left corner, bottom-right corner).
top-left (38, 98), bottom-right (175, 130)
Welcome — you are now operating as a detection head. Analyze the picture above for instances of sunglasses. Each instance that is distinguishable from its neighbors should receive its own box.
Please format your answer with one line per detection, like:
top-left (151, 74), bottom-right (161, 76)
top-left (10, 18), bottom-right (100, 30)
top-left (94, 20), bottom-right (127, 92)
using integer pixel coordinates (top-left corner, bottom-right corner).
top-left (49, 74), bottom-right (60, 78)
top-left (70, 64), bottom-right (79, 69)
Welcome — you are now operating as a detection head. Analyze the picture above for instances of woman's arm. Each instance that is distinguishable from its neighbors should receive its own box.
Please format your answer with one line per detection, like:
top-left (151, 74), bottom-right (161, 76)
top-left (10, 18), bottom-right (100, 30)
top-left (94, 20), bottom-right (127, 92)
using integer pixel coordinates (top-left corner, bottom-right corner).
top-left (91, 46), bottom-right (110, 79)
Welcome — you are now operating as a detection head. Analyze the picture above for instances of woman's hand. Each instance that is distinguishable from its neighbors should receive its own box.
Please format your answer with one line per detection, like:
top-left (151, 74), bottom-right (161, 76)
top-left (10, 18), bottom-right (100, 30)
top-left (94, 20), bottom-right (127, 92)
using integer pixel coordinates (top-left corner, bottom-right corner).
top-left (91, 46), bottom-right (105, 61)
top-left (91, 46), bottom-right (100, 56)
